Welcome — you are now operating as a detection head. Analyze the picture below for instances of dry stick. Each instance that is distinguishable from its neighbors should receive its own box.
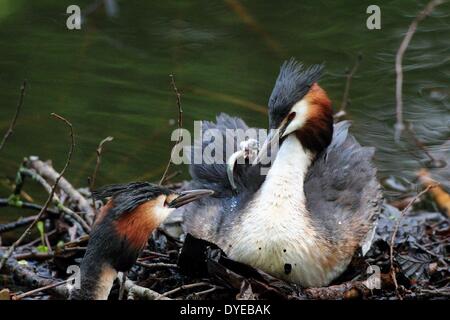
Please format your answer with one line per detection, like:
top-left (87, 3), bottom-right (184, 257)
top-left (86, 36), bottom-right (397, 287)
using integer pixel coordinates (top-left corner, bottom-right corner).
top-left (334, 54), bottom-right (362, 120)
top-left (19, 230), bottom-right (57, 249)
top-left (159, 281), bottom-right (212, 298)
top-left (13, 251), bottom-right (54, 261)
top-left (119, 273), bottom-right (171, 300)
top-left (0, 113), bottom-right (74, 272)
top-left (191, 285), bottom-right (223, 298)
top-left (13, 279), bottom-right (69, 300)
top-left (0, 80), bottom-right (26, 152)
top-left (24, 158), bottom-right (95, 225)
top-left (89, 136), bottom-right (114, 213)
top-left (159, 74), bottom-right (183, 185)
top-left (0, 252), bottom-right (69, 298)
top-left (118, 271), bottom-right (127, 301)
top-left (404, 123), bottom-right (440, 165)
top-left (0, 215), bottom-right (39, 234)
top-left (135, 261), bottom-right (178, 270)
top-left (389, 184), bottom-right (436, 296)
top-left (139, 250), bottom-right (169, 259)
top-left (394, 0), bottom-right (444, 141)
top-left (18, 168), bottom-right (90, 233)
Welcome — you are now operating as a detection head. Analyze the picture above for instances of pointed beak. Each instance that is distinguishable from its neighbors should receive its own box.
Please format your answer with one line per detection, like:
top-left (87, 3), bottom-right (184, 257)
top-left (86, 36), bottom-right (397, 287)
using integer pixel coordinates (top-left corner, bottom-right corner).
top-left (252, 116), bottom-right (291, 165)
top-left (168, 189), bottom-right (214, 208)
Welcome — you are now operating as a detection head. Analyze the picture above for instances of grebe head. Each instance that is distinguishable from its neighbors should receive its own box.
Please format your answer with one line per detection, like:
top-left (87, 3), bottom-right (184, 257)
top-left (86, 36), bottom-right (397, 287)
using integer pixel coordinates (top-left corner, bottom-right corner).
top-left (265, 59), bottom-right (333, 156)
top-left (70, 183), bottom-right (213, 300)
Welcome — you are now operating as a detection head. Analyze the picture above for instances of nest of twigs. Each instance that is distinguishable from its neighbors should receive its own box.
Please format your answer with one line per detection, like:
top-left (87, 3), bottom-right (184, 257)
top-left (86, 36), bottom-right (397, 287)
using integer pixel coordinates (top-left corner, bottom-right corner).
top-left (0, 156), bottom-right (449, 300)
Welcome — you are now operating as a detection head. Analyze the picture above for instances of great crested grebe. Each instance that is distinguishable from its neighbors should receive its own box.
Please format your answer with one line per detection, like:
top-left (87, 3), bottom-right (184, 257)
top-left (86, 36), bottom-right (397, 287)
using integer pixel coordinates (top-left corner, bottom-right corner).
top-left (69, 182), bottom-right (213, 300)
top-left (181, 59), bottom-right (383, 287)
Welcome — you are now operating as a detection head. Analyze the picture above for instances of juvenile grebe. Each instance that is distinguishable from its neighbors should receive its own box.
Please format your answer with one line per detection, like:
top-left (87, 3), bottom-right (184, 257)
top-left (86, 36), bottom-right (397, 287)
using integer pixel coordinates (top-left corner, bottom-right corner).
top-left (181, 59), bottom-right (382, 287)
top-left (69, 182), bottom-right (213, 300)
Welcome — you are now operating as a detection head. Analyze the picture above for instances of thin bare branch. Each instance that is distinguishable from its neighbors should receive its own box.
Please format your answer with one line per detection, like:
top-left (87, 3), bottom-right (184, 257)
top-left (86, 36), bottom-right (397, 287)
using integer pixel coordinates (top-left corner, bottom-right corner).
top-left (389, 184), bottom-right (437, 296)
top-left (159, 281), bottom-right (212, 298)
top-left (159, 74), bottom-right (183, 185)
top-left (334, 54), bottom-right (362, 120)
top-left (0, 80), bottom-right (26, 152)
top-left (135, 261), bottom-right (178, 270)
top-left (394, 0), bottom-right (444, 141)
top-left (404, 122), bottom-right (442, 166)
top-left (0, 113), bottom-right (75, 271)
top-left (89, 136), bottom-right (114, 213)
top-left (13, 279), bottom-right (69, 300)
top-left (18, 167), bottom-right (90, 233)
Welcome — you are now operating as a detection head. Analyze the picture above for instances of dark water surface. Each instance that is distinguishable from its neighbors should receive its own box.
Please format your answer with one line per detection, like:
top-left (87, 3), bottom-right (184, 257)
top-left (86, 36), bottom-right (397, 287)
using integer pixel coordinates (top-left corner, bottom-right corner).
top-left (0, 1), bottom-right (449, 223)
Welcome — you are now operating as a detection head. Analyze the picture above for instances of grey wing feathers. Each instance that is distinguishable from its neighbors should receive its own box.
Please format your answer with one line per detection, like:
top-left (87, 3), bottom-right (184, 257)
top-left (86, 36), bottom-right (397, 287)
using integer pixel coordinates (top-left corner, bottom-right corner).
top-left (188, 113), bottom-right (264, 196)
top-left (305, 121), bottom-right (383, 244)
top-left (181, 113), bottom-right (264, 243)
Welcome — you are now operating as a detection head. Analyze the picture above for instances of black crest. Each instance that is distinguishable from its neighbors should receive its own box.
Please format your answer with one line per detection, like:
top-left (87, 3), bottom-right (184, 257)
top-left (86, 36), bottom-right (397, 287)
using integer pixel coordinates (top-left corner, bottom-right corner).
top-left (93, 182), bottom-right (172, 219)
top-left (268, 58), bottom-right (324, 128)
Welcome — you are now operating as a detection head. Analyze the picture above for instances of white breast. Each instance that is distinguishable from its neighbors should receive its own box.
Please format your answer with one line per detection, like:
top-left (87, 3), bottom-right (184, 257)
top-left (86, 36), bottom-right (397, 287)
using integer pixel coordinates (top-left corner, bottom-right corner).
top-left (227, 135), bottom-right (345, 287)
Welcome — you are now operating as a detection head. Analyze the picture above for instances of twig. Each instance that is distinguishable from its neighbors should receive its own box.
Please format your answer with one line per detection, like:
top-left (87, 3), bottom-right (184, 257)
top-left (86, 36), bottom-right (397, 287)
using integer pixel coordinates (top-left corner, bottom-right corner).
top-left (0, 250), bottom-right (69, 298)
top-left (17, 168), bottom-right (90, 233)
top-left (0, 215), bottom-right (40, 234)
top-left (13, 279), bottom-right (69, 300)
top-left (159, 282), bottom-right (212, 298)
top-left (0, 199), bottom-right (83, 235)
top-left (304, 280), bottom-right (372, 299)
top-left (419, 288), bottom-right (450, 297)
top-left (119, 273), bottom-right (170, 300)
top-left (19, 230), bottom-right (57, 249)
top-left (334, 54), bottom-right (362, 120)
top-left (13, 252), bottom-right (54, 261)
top-left (118, 271), bottom-right (127, 300)
top-left (157, 227), bottom-right (183, 244)
top-left (394, 0), bottom-right (444, 141)
top-left (24, 157), bottom-right (95, 225)
top-left (191, 285), bottom-right (223, 298)
top-left (135, 261), bottom-right (178, 270)
top-left (89, 136), bottom-right (113, 214)
top-left (0, 198), bottom-right (57, 215)
top-left (389, 184), bottom-right (436, 295)
top-left (0, 80), bottom-right (26, 152)
top-left (44, 233), bottom-right (53, 254)
top-left (405, 123), bottom-right (440, 166)
top-left (0, 113), bottom-right (75, 271)
top-left (413, 241), bottom-right (449, 264)
top-left (159, 74), bottom-right (183, 185)
top-left (139, 250), bottom-right (169, 259)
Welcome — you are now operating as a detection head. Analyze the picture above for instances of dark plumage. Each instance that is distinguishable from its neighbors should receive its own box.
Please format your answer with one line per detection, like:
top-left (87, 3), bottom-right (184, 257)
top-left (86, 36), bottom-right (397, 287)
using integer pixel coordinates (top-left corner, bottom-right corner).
top-left (93, 182), bottom-right (172, 219)
top-left (188, 114), bottom-right (265, 196)
top-left (269, 59), bottom-right (324, 129)
top-left (70, 182), bottom-right (212, 300)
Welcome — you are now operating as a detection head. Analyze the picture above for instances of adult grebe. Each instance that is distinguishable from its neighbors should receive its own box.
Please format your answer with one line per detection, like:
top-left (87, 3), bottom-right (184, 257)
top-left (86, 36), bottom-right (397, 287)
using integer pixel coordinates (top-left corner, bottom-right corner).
top-left (69, 182), bottom-right (213, 300)
top-left (181, 59), bottom-right (382, 287)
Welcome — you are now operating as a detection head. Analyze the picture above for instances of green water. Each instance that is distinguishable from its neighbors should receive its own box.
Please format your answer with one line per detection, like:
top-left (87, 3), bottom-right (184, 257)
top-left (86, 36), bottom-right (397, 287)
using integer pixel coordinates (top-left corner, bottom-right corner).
top-left (0, 0), bottom-right (449, 224)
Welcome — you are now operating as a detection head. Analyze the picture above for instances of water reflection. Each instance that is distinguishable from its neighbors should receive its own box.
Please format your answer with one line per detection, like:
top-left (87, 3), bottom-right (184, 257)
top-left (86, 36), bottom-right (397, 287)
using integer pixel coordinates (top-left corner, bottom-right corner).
top-left (0, 1), bottom-right (448, 216)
